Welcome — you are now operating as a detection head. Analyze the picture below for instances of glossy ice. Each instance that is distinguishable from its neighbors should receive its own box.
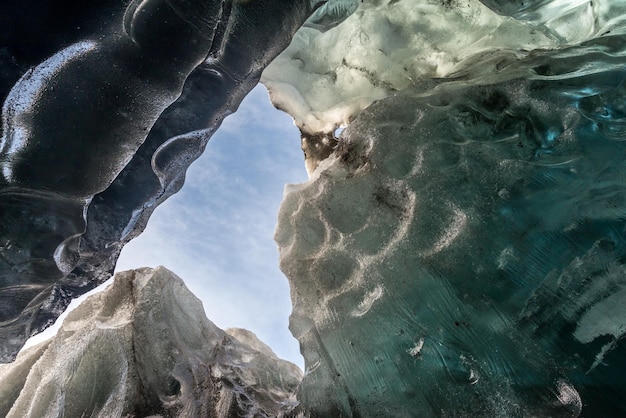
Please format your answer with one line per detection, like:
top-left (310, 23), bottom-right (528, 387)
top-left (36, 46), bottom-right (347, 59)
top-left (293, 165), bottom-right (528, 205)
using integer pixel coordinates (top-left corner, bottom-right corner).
top-left (0, 0), bottom-right (625, 415)
top-left (271, 0), bottom-right (626, 415)
top-left (0, 0), bottom-right (316, 362)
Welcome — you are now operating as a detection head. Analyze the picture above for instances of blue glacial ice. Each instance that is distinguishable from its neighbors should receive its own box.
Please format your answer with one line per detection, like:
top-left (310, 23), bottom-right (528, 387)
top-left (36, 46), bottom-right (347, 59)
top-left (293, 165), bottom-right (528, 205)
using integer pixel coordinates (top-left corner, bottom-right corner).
top-left (268, 0), bottom-right (626, 415)
top-left (0, 0), bottom-right (625, 416)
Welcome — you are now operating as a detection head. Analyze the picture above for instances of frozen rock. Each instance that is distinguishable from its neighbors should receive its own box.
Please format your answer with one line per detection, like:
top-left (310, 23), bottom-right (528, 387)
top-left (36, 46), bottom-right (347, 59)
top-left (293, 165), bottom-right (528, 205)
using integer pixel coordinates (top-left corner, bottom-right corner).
top-left (274, 4), bottom-right (626, 414)
top-left (0, 266), bottom-right (302, 418)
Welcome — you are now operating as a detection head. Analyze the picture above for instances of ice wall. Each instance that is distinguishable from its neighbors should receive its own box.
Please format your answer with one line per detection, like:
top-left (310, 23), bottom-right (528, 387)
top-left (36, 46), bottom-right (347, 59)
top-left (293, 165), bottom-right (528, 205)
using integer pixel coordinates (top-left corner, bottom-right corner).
top-left (2, 0), bottom-right (626, 415)
top-left (263, 0), bottom-right (626, 172)
top-left (0, 0), bottom-right (318, 362)
top-left (0, 266), bottom-right (302, 417)
top-left (270, 0), bottom-right (626, 415)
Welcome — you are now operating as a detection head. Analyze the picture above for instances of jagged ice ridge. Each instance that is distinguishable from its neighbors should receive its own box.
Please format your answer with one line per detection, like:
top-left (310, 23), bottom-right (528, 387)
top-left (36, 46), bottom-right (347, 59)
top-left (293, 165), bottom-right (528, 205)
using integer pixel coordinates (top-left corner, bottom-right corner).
top-left (0, 267), bottom-right (302, 417)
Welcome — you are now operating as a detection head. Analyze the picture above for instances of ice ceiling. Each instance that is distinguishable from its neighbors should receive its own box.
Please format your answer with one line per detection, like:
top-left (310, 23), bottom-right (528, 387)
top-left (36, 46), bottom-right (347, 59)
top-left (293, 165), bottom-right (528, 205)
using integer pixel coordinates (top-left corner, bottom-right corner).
top-left (1, 0), bottom-right (626, 416)
top-left (0, 267), bottom-right (302, 417)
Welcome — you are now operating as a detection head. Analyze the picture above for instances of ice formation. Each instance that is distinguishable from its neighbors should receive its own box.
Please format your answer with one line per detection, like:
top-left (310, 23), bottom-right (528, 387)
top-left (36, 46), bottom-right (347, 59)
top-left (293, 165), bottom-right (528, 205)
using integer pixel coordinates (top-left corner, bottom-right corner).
top-left (262, 0), bottom-right (626, 172)
top-left (0, 266), bottom-right (302, 417)
top-left (0, 0), bottom-right (318, 362)
top-left (270, 0), bottom-right (626, 415)
top-left (1, 0), bottom-right (626, 416)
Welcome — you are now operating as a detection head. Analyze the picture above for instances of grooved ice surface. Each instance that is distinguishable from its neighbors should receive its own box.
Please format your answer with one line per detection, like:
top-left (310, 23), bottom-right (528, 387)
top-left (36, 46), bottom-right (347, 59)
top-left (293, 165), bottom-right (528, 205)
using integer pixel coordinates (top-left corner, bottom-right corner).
top-left (263, 0), bottom-right (626, 136)
top-left (272, 1), bottom-right (626, 415)
top-left (0, 266), bottom-right (302, 417)
top-left (0, 0), bottom-right (316, 362)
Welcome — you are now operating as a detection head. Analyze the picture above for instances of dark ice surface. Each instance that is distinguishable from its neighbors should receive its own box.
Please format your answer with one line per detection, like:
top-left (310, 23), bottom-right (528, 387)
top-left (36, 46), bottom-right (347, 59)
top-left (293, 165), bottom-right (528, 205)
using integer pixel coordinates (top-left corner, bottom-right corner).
top-left (0, 0), bottom-right (315, 362)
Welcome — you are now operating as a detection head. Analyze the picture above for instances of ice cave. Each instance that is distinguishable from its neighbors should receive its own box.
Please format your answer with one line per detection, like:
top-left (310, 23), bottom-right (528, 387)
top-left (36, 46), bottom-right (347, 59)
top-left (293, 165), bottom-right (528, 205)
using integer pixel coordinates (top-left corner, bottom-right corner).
top-left (1, 0), bottom-right (626, 416)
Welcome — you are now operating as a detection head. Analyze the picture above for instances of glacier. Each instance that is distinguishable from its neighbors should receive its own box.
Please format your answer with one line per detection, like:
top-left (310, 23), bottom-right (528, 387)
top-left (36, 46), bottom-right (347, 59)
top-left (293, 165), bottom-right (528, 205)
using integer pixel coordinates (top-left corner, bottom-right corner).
top-left (0, 266), bottom-right (302, 417)
top-left (0, 0), bottom-right (319, 362)
top-left (268, 0), bottom-right (626, 415)
top-left (275, 75), bottom-right (626, 416)
top-left (1, 0), bottom-right (626, 416)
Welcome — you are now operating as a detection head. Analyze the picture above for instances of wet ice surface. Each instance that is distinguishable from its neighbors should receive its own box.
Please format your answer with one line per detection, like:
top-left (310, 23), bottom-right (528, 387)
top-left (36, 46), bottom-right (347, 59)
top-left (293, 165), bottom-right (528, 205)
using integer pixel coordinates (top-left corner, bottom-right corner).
top-left (270, 0), bottom-right (626, 416)
top-left (0, 267), bottom-right (302, 418)
top-left (1, 0), bottom-right (626, 416)
top-left (0, 0), bottom-right (314, 362)
top-left (263, 0), bottom-right (626, 138)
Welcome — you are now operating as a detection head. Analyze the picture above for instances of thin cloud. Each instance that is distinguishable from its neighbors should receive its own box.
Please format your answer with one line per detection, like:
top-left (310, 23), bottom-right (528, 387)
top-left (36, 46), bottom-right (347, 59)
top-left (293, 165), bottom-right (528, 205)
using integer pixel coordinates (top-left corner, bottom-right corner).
top-left (116, 85), bottom-right (307, 367)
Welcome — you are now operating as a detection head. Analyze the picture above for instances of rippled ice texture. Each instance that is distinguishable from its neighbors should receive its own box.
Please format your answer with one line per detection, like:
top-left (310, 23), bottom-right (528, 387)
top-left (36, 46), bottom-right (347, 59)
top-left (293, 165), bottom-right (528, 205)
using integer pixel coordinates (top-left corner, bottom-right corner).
top-left (271, 0), bottom-right (626, 416)
top-left (0, 0), bottom-right (315, 362)
top-left (263, 0), bottom-right (626, 135)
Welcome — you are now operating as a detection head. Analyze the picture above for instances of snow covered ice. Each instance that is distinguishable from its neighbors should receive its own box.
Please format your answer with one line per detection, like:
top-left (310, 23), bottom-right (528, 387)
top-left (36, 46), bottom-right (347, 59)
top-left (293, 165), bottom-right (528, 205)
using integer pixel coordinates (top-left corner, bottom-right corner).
top-left (0, 267), bottom-right (302, 417)
top-left (1, 0), bottom-right (626, 416)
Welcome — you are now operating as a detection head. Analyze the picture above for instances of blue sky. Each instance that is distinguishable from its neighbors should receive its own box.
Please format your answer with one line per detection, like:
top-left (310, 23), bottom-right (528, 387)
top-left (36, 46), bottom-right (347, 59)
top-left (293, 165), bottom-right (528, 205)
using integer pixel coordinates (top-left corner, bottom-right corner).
top-left (116, 84), bottom-right (308, 367)
top-left (27, 85), bottom-right (308, 369)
